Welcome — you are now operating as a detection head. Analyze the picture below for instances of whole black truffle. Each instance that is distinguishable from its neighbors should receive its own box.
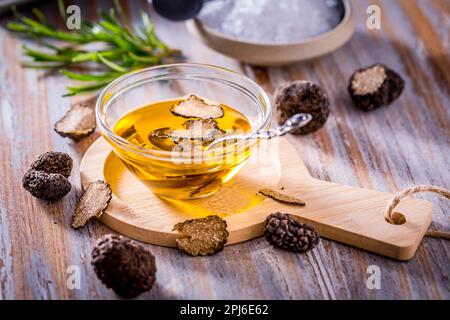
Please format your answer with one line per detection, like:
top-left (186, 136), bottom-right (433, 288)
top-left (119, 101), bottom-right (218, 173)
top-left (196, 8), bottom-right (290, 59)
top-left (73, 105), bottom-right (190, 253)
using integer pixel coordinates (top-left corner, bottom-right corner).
top-left (30, 151), bottom-right (73, 178)
top-left (22, 170), bottom-right (71, 201)
top-left (275, 81), bottom-right (330, 135)
top-left (264, 212), bottom-right (319, 252)
top-left (92, 234), bottom-right (156, 298)
top-left (348, 64), bottom-right (404, 111)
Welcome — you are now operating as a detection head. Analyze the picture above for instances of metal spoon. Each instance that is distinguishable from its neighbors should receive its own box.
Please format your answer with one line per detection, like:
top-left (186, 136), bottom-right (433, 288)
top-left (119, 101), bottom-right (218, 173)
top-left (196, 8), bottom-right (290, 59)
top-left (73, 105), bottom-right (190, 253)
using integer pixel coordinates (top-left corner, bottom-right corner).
top-left (206, 113), bottom-right (312, 150)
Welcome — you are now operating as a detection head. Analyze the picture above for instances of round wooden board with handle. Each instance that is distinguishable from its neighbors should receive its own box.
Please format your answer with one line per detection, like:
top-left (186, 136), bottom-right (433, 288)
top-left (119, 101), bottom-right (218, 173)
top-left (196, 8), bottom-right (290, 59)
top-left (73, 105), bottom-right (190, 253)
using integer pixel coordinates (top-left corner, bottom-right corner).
top-left (80, 137), bottom-right (432, 260)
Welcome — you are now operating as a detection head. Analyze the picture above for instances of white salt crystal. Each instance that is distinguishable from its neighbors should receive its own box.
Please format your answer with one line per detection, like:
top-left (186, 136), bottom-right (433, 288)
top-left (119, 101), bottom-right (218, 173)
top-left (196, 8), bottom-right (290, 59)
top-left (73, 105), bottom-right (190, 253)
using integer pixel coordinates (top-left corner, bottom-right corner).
top-left (198, 0), bottom-right (344, 44)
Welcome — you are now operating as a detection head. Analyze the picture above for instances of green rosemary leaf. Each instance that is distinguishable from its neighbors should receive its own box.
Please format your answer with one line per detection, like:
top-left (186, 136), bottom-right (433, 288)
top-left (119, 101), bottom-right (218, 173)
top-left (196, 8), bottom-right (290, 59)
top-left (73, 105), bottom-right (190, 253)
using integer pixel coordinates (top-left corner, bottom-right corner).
top-left (32, 8), bottom-right (49, 26)
top-left (97, 54), bottom-right (128, 73)
top-left (11, 6), bottom-right (21, 20)
top-left (113, 0), bottom-right (129, 26)
top-left (64, 80), bottom-right (112, 96)
top-left (23, 45), bottom-right (73, 62)
top-left (21, 16), bottom-right (53, 33)
top-left (60, 70), bottom-right (119, 81)
top-left (21, 62), bottom-right (67, 69)
top-left (71, 49), bottom-right (124, 63)
top-left (71, 52), bottom-right (99, 63)
top-left (58, 0), bottom-right (67, 20)
top-left (6, 22), bottom-right (28, 32)
top-left (20, 16), bottom-right (86, 42)
top-left (128, 52), bottom-right (159, 64)
top-left (39, 40), bottom-right (62, 51)
top-left (98, 19), bottom-right (123, 34)
top-left (108, 34), bottom-right (136, 51)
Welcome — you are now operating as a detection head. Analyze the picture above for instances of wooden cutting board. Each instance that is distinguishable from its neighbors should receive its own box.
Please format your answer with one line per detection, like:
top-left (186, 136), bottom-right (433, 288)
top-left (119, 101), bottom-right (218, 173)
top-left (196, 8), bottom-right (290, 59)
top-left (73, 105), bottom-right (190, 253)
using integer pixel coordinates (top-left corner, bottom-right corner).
top-left (80, 137), bottom-right (432, 260)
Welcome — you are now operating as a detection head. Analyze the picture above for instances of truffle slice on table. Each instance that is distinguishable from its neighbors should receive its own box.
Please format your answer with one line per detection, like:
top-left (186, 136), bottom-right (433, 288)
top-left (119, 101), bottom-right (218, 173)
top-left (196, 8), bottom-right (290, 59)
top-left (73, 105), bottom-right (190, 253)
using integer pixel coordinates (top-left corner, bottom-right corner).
top-left (71, 180), bottom-right (112, 229)
top-left (171, 94), bottom-right (224, 119)
top-left (173, 215), bottom-right (229, 256)
top-left (348, 64), bottom-right (405, 111)
top-left (259, 189), bottom-right (305, 206)
top-left (54, 103), bottom-right (96, 140)
top-left (30, 151), bottom-right (73, 178)
top-left (92, 234), bottom-right (156, 298)
top-left (274, 80), bottom-right (330, 135)
top-left (22, 169), bottom-right (71, 202)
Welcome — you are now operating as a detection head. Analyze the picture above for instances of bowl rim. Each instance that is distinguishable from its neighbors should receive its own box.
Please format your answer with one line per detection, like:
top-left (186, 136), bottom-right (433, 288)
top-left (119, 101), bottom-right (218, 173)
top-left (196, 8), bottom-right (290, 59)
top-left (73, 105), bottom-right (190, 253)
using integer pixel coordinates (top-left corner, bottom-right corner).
top-left (95, 62), bottom-right (273, 160)
top-left (191, 0), bottom-right (352, 47)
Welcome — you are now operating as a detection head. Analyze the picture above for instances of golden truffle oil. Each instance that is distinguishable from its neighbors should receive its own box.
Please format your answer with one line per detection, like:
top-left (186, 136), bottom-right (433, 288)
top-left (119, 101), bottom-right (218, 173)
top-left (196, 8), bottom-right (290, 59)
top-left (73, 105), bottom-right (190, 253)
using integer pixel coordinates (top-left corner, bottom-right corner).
top-left (112, 95), bottom-right (251, 199)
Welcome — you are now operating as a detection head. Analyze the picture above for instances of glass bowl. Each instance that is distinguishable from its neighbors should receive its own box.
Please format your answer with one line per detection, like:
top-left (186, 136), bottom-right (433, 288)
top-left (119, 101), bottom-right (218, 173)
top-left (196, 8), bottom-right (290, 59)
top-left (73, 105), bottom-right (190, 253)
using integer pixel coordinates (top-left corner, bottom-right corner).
top-left (96, 63), bottom-right (272, 200)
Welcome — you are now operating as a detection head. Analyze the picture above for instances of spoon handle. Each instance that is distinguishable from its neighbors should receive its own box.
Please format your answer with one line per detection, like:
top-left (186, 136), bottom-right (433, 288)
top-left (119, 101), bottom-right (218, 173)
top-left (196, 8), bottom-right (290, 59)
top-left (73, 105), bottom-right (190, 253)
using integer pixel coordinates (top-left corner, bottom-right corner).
top-left (208, 113), bottom-right (312, 148)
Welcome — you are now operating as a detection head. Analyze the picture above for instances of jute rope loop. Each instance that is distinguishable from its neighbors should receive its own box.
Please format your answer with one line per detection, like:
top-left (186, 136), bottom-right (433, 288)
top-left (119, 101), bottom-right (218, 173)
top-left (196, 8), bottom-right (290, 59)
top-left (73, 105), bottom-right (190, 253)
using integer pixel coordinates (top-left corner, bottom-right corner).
top-left (384, 185), bottom-right (450, 240)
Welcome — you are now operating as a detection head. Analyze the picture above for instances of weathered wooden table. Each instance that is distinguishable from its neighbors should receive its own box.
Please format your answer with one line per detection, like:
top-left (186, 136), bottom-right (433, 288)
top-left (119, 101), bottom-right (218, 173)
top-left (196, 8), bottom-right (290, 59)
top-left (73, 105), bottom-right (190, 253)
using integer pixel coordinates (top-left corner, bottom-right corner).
top-left (0, 0), bottom-right (448, 299)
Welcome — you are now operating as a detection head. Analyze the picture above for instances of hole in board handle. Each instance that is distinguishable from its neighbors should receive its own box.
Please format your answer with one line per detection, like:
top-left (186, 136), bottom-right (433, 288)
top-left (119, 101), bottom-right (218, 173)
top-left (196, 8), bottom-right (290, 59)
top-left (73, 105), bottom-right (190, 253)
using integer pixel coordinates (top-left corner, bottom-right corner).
top-left (387, 212), bottom-right (407, 225)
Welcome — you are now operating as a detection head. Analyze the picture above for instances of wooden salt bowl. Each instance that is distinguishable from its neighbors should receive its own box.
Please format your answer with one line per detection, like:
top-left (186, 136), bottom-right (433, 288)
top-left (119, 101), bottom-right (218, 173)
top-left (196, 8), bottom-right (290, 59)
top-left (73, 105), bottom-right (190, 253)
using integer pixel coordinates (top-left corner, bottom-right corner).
top-left (185, 0), bottom-right (355, 66)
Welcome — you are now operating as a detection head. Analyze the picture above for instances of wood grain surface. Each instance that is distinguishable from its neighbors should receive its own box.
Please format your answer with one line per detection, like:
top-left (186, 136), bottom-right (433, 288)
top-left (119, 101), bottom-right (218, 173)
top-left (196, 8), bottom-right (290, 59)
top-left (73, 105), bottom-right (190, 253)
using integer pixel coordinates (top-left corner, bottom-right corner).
top-left (0, 0), bottom-right (448, 299)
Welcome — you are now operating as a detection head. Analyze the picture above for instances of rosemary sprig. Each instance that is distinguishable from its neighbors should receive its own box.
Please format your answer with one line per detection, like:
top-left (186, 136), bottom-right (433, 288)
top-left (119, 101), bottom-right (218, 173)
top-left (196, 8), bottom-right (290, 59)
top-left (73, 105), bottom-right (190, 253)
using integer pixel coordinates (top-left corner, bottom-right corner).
top-left (7, 0), bottom-right (180, 96)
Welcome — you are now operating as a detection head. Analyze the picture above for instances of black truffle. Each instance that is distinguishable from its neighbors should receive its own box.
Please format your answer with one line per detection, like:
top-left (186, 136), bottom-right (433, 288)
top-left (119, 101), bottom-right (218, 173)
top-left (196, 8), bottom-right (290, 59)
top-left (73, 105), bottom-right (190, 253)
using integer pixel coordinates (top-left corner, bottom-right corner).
top-left (91, 234), bottom-right (157, 298)
top-left (30, 151), bottom-right (73, 178)
top-left (275, 81), bottom-right (330, 135)
top-left (264, 212), bottom-right (319, 252)
top-left (22, 169), bottom-right (71, 202)
top-left (348, 64), bottom-right (404, 111)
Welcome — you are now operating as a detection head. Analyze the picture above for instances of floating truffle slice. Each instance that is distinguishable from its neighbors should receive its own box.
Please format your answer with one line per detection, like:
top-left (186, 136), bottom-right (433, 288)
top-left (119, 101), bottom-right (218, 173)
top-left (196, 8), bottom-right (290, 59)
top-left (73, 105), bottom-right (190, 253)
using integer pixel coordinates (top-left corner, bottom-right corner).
top-left (54, 103), bottom-right (96, 140)
top-left (173, 215), bottom-right (229, 256)
top-left (171, 140), bottom-right (203, 157)
top-left (71, 180), bottom-right (112, 229)
top-left (348, 64), bottom-right (405, 111)
top-left (148, 127), bottom-right (177, 151)
top-left (149, 120), bottom-right (224, 151)
top-left (171, 119), bottom-right (224, 142)
top-left (92, 234), bottom-right (156, 298)
top-left (30, 151), bottom-right (73, 178)
top-left (149, 127), bottom-right (172, 140)
top-left (259, 189), bottom-right (305, 206)
top-left (275, 81), bottom-right (330, 135)
top-left (22, 169), bottom-right (71, 202)
top-left (171, 94), bottom-right (224, 119)
top-left (120, 125), bottom-right (146, 146)
top-left (265, 212), bottom-right (319, 252)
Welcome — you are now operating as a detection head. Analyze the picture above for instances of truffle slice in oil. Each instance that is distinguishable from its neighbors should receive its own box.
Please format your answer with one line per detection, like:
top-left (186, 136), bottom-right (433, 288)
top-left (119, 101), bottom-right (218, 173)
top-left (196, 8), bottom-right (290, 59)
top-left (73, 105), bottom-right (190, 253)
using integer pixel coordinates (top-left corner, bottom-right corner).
top-left (120, 125), bottom-right (146, 147)
top-left (173, 215), bottom-right (229, 256)
top-left (148, 127), bottom-right (177, 151)
top-left (171, 119), bottom-right (224, 142)
top-left (170, 94), bottom-right (224, 119)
